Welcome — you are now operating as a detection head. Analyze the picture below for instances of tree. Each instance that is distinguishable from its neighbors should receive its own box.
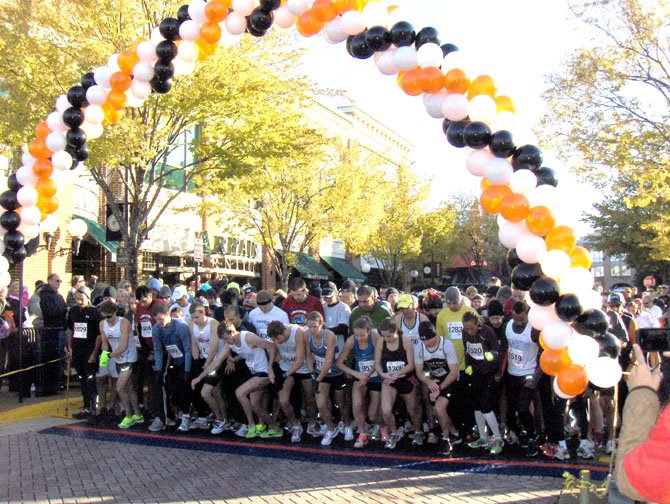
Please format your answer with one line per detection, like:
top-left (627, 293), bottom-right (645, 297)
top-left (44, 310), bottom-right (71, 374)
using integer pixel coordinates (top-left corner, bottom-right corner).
top-left (542, 0), bottom-right (670, 271)
top-left (0, 0), bottom-right (326, 286)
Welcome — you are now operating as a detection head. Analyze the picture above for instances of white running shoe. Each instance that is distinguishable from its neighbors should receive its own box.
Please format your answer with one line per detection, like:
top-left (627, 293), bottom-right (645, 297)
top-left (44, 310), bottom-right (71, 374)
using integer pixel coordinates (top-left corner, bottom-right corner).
top-left (211, 419), bottom-right (230, 435)
top-left (321, 429), bottom-right (338, 446)
top-left (148, 417), bottom-right (165, 432)
top-left (165, 417), bottom-right (177, 427)
top-left (191, 417), bottom-right (210, 430)
top-left (577, 439), bottom-right (595, 459)
top-left (234, 424), bottom-right (249, 437)
top-left (177, 414), bottom-right (191, 432)
top-left (605, 440), bottom-right (615, 455)
top-left (370, 424), bottom-right (381, 441)
top-left (306, 422), bottom-right (321, 438)
top-left (291, 424), bottom-right (303, 443)
top-left (343, 425), bottom-right (354, 441)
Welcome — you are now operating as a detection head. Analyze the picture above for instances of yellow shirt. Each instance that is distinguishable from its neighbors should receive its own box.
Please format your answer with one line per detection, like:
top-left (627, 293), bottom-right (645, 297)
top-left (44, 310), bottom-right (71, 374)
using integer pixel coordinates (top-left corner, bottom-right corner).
top-left (435, 304), bottom-right (476, 370)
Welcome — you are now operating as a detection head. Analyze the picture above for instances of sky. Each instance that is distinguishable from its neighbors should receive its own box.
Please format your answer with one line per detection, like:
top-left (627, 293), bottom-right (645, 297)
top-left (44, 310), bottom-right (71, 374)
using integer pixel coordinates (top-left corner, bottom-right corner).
top-left (297, 0), bottom-right (597, 236)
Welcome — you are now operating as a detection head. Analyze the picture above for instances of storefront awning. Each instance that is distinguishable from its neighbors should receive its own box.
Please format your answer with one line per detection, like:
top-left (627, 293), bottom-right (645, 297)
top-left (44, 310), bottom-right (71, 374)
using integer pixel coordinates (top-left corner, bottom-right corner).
top-left (294, 253), bottom-right (332, 280)
top-left (321, 255), bottom-right (366, 282)
top-left (74, 215), bottom-right (119, 254)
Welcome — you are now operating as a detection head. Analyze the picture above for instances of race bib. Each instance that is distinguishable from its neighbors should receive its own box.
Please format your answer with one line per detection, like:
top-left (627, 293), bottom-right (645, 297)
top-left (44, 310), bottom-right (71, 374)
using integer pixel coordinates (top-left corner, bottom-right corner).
top-left (198, 342), bottom-right (209, 359)
top-left (466, 341), bottom-right (484, 361)
top-left (508, 347), bottom-right (523, 368)
top-left (283, 355), bottom-right (297, 363)
top-left (447, 322), bottom-right (463, 340)
top-left (358, 359), bottom-right (378, 377)
top-left (165, 344), bottom-right (184, 359)
top-left (73, 322), bottom-right (88, 339)
top-left (409, 335), bottom-right (420, 349)
top-left (386, 360), bottom-right (406, 373)
top-left (140, 320), bottom-right (152, 338)
top-left (314, 354), bottom-right (325, 371)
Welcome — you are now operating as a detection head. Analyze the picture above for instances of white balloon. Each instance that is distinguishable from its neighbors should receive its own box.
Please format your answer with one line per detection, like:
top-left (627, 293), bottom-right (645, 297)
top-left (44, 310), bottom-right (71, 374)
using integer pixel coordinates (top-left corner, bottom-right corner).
top-left (136, 41), bottom-right (158, 65)
top-left (86, 85), bottom-right (108, 106)
top-left (509, 169), bottom-right (537, 196)
top-left (528, 304), bottom-right (559, 331)
top-left (16, 187), bottom-right (39, 207)
top-left (441, 94), bottom-right (469, 121)
top-left (218, 28), bottom-right (243, 46)
top-left (84, 122), bottom-right (104, 139)
top-left (485, 158), bottom-right (513, 186)
top-left (387, 6), bottom-right (415, 27)
top-left (179, 19), bottom-right (201, 42)
top-left (16, 166), bottom-right (38, 186)
top-left (361, 1), bottom-right (388, 28)
top-left (275, 5), bottom-right (296, 29)
top-left (131, 80), bottom-right (152, 100)
top-left (375, 48), bottom-right (398, 75)
top-left (286, 0), bottom-right (310, 16)
top-left (393, 45), bottom-right (418, 71)
top-left (491, 110), bottom-right (518, 134)
top-left (586, 357), bottom-right (622, 389)
top-left (131, 62), bottom-right (154, 82)
top-left (425, 93), bottom-right (447, 118)
top-left (553, 377), bottom-right (576, 399)
top-left (527, 184), bottom-right (560, 209)
top-left (225, 11), bottom-right (247, 35)
top-left (468, 94), bottom-right (497, 124)
top-left (0, 271), bottom-right (11, 289)
top-left (560, 267), bottom-right (595, 295)
top-left (19, 205), bottom-right (42, 226)
top-left (0, 240), bottom-right (5, 255)
top-left (540, 249), bottom-right (571, 280)
top-left (107, 53), bottom-right (121, 73)
top-left (416, 43), bottom-right (443, 69)
top-left (150, 27), bottom-right (165, 45)
top-left (579, 289), bottom-right (604, 311)
top-left (441, 51), bottom-right (470, 75)
top-left (172, 57), bottom-right (196, 77)
top-left (47, 111), bottom-right (68, 133)
top-left (516, 234), bottom-right (547, 264)
top-left (39, 214), bottom-right (59, 234)
top-left (232, 0), bottom-right (255, 16)
top-left (0, 255), bottom-right (8, 272)
top-left (21, 152), bottom-right (35, 168)
top-left (56, 95), bottom-right (70, 113)
top-left (45, 132), bottom-right (66, 153)
top-left (93, 66), bottom-right (111, 89)
top-left (84, 105), bottom-right (105, 124)
top-left (567, 334), bottom-right (600, 367)
top-left (51, 150), bottom-right (73, 171)
top-left (340, 10), bottom-right (366, 36)
top-left (51, 168), bottom-right (73, 187)
top-left (325, 17), bottom-right (347, 44)
top-left (499, 220), bottom-right (530, 249)
top-left (465, 149), bottom-right (494, 177)
top-left (542, 320), bottom-right (573, 349)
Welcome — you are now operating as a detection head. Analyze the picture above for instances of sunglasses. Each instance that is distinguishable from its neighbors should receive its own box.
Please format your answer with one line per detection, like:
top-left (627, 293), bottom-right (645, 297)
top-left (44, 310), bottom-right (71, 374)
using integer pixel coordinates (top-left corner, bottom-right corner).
top-left (256, 300), bottom-right (272, 306)
top-left (102, 314), bottom-right (114, 319)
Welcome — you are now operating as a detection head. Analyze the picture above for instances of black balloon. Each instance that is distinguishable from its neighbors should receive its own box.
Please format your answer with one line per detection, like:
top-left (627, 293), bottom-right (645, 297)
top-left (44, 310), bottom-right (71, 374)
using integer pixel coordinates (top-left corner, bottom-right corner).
top-left (555, 294), bottom-right (583, 322)
top-left (0, 211), bottom-right (21, 232)
top-left (7, 174), bottom-right (20, 193)
top-left (9, 245), bottom-right (27, 264)
top-left (512, 144), bottom-right (543, 171)
top-left (246, 22), bottom-right (268, 37)
top-left (156, 40), bottom-right (178, 62)
top-left (347, 34), bottom-right (373, 59)
top-left (490, 130), bottom-right (516, 158)
top-left (66, 128), bottom-right (87, 149)
top-left (441, 118), bottom-right (453, 135)
top-left (597, 332), bottom-right (621, 359)
top-left (151, 77), bottom-right (173, 94)
top-left (177, 5), bottom-right (190, 22)
top-left (574, 309), bottom-right (609, 338)
top-left (62, 107), bottom-right (85, 129)
top-left (445, 120), bottom-right (469, 148)
top-left (506, 248), bottom-right (523, 269)
top-left (153, 61), bottom-right (175, 81)
top-left (533, 166), bottom-right (559, 187)
top-left (365, 26), bottom-right (392, 52)
top-left (463, 121), bottom-right (492, 149)
top-left (511, 263), bottom-right (543, 291)
top-left (415, 26), bottom-right (440, 48)
top-left (66, 143), bottom-right (89, 162)
top-left (440, 43), bottom-right (459, 56)
top-left (81, 72), bottom-right (96, 90)
top-left (260, 0), bottom-right (281, 11)
top-left (529, 276), bottom-right (560, 306)
top-left (4, 230), bottom-right (24, 251)
top-left (389, 21), bottom-right (415, 47)
top-left (0, 191), bottom-right (20, 211)
top-left (249, 8), bottom-right (273, 32)
top-left (159, 17), bottom-right (181, 41)
top-left (67, 85), bottom-right (88, 108)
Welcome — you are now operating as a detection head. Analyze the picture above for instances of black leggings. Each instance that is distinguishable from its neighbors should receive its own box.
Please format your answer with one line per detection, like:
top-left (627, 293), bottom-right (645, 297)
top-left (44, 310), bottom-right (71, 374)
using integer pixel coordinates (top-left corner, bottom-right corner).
top-left (505, 374), bottom-right (535, 438)
top-left (471, 372), bottom-right (498, 414)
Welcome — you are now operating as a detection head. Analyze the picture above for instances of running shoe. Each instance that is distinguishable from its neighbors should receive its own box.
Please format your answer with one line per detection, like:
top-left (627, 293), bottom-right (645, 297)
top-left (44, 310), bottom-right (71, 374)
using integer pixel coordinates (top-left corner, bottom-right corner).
top-left (165, 417), bottom-right (177, 427)
top-left (449, 432), bottom-right (463, 445)
top-left (403, 421), bottom-right (414, 433)
top-left (427, 432), bottom-right (439, 445)
top-left (489, 437), bottom-right (504, 455)
top-left (506, 430), bottom-right (519, 446)
top-left (354, 433), bottom-right (368, 449)
top-left (370, 424), bottom-right (381, 441)
top-left (384, 433), bottom-right (399, 450)
top-left (260, 428), bottom-right (284, 439)
top-left (605, 440), bottom-right (615, 455)
top-left (321, 429), bottom-right (338, 446)
top-left (438, 437), bottom-right (454, 455)
top-left (468, 437), bottom-right (489, 449)
top-left (246, 425), bottom-right (260, 439)
top-left (148, 417), bottom-right (166, 432)
top-left (130, 414), bottom-right (145, 426)
top-left (577, 439), bottom-right (595, 460)
top-left (290, 424), bottom-right (303, 443)
top-left (118, 416), bottom-right (134, 429)
top-left (422, 422), bottom-right (430, 433)
top-left (234, 424), bottom-right (249, 437)
top-left (211, 420), bottom-right (230, 435)
top-left (256, 424), bottom-right (267, 434)
top-left (380, 427), bottom-right (390, 443)
top-left (307, 422), bottom-right (321, 438)
top-left (343, 425), bottom-right (354, 441)
top-left (72, 408), bottom-right (91, 420)
top-left (177, 414), bottom-right (191, 432)
top-left (335, 421), bottom-right (345, 437)
top-left (191, 417), bottom-right (210, 430)
top-left (526, 438), bottom-right (540, 458)
top-left (543, 443), bottom-right (570, 460)
top-left (412, 431), bottom-right (424, 446)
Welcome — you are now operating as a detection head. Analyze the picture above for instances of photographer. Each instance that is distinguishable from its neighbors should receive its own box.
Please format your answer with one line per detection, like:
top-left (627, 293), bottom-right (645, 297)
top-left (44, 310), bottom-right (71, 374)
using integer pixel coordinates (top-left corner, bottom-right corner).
top-left (615, 344), bottom-right (669, 503)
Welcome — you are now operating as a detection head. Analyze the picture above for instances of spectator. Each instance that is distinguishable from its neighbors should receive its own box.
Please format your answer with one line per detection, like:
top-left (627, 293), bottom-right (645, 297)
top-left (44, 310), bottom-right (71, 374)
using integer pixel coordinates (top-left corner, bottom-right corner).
top-left (66, 275), bottom-right (86, 307)
top-left (28, 280), bottom-right (45, 329)
top-left (39, 273), bottom-right (68, 392)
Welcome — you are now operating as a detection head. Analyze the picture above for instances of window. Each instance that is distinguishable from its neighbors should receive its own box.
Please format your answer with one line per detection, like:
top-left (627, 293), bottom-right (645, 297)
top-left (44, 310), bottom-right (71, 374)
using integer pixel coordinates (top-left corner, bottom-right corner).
top-left (142, 252), bottom-right (158, 270)
top-left (593, 266), bottom-right (605, 277)
top-left (591, 250), bottom-right (604, 264)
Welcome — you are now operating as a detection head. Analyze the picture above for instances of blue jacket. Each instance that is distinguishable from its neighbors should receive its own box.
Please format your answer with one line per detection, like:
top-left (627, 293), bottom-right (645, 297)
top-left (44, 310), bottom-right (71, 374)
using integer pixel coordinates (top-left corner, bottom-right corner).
top-left (152, 319), bottom-right (192, 373)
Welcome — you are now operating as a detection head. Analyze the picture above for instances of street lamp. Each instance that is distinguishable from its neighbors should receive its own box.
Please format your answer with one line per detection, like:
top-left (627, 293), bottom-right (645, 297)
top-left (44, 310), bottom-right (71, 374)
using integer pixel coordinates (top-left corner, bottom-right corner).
top-left (67, 218), bottom-right (88, 255)
top-left (410, 270), bottom-right (419, 279)
top-left (423, 266), bottom-right (431, 275)
top-left (361, 263), bottom-right (371, 273)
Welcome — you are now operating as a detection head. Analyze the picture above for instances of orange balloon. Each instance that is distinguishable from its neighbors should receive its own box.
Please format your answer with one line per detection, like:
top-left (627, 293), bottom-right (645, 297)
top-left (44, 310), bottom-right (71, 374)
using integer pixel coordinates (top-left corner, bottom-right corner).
top-left (199, 21), bottom-right (222, 44)
top-left (499, 192), bottom-right (530, 222)
top-left (35, 121), bottom-right (51, 140)
top-left (101, 102), bottom-right (123, 124)
top-left (36, 195), bottom-right (59, 215)
top-left (480, 177), bottom-right (496, 191)
top-left (526, 205), bottom-right (556, 237)
top-left (557, 364), bottom-right (589, 396)
top-left (495, 95), bottom-right (516, 113)
top-left (312, 0), bottom-right (338, 22)
top-left (106, 90), bottom-right (127, 110)
top-left (296, 10), bottom-right (324, 37)
top-left (35, 177), bottom-right (57, 198)
top-left (333, 0), bottom-right (355, 14)
top-left (568, 246), bottom-right (592, 269)
top-left (480, 185), bottom-right (512, 214)
top-left (546, 225), bottom-right (577, 253)
top-left (468, 75), bottom-right (496, 99)
top-left (205, 0), bottom-right (229, 22)
top-left (540, 347), bottom-right (572, 377)
top-left (400, 68), bottom-right (423, 96)
top-left (33, 159), bottom-right (54, 179)
top-left (117, 50), bottom-right (139, 75)
top-left (196, 39), bottom-right (217, 61)
top-left (443, 68), bottom-right (469, 94)
top-left (109, 71), bottom-right (132, 92)
top-left (28, 138), bottom-right (51, 159)
top-left (418, 67), bottom-right (444, 94)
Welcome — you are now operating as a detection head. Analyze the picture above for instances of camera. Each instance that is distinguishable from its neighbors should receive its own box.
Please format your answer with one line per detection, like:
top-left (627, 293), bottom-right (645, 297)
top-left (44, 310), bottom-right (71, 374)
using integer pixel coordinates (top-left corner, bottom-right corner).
top-left (637, 328), bottom-right (670, 352)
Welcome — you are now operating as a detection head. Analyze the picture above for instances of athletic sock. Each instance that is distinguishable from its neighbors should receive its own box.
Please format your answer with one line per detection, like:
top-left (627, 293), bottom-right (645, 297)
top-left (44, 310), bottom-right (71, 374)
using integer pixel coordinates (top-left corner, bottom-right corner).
top-left (483, 411), bottom-right (501, 439)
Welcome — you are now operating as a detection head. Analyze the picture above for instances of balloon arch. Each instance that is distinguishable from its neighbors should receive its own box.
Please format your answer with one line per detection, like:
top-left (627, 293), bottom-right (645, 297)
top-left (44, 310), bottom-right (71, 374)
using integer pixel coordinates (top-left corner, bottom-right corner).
top-left (1, 0), bottom-right (621, 397)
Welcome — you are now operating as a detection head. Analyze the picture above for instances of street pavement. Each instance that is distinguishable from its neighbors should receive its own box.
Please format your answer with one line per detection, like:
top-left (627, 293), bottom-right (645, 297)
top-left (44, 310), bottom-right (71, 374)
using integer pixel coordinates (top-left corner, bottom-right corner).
top-left (0, 417), bottom-right (576, 504)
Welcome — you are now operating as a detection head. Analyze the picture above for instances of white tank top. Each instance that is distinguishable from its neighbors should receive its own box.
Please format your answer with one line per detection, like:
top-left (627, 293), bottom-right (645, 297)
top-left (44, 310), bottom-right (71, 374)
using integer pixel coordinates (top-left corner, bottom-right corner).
top-left (505, 320), bottom-right (538, 377)
top-left (104, 317), bottom-right (136, 364)
top-left (278, 324), bottom-right (309, 374)
top-left (230, 331), bottom-right (268, 375)
top-left (400, 313), bottom-right (422, 363)
top-left (191, 317), bottom-right (212, 360)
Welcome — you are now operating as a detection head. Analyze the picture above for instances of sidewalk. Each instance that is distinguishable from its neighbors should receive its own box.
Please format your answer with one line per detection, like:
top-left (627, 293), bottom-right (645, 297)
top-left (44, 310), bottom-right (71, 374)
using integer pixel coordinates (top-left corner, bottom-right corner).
top-left (0, 380), bottom-right (82, 423)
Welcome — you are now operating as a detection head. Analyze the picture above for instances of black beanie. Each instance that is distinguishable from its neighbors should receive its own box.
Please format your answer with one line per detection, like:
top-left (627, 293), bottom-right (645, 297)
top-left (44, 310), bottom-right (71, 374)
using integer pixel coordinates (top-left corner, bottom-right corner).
top-left (487, 299), bottom-right (504, 317)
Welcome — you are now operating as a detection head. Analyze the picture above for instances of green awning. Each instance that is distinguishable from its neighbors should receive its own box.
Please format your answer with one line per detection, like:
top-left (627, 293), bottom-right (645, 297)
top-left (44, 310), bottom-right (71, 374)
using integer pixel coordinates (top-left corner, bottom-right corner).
top-left (74, 215), bottom-right (120, 254)
top-left (294, 253), bottom-right (332, 280)
top-left (321, 255), bottom-right (366, 282)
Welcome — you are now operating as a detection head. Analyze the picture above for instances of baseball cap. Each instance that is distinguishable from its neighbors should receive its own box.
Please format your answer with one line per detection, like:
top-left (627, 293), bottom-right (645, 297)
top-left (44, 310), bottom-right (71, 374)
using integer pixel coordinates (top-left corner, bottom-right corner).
top-left (242, 283), bottom-right (255, 295)
top-left (444, 286), bottom-right (462, 304)
top-left (147, 278), bottom-right (162, 292)
top-left (172, 285), bottom-right (188, 301)
top-left (227, 282), bottom-right (240, 294)
top-left (396, 293), bottom-right (413, 309)
top-left (386, 287), bottom-right (399, 298)
top-left (340, 280), bottom-right (356, 292)
top-left (159, 286), bottom-right (172, 299)
top-left (103, 286), bottom-right (117, 299)
top-left (76, 286), bottom-right (91, 299)
top-left (321, 281), bottom-right (337, 297)
top-left (607, 292), bottom-right (623, 305)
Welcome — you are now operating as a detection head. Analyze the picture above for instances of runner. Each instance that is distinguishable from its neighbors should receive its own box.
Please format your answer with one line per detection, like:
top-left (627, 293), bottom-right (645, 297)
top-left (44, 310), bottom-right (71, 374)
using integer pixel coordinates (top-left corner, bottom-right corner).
top-left (247, 290), bottom-right (289, 340)
top-left (281, 278), bottom-right (324, 326)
